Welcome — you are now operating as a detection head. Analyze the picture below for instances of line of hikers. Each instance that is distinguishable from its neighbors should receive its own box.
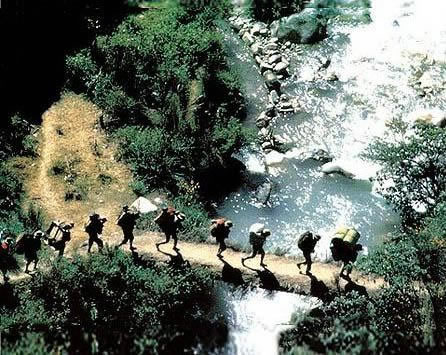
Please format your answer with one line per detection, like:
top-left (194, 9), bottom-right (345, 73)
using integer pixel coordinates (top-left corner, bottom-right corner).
top-left (0, 203), bottom-right (362, 282)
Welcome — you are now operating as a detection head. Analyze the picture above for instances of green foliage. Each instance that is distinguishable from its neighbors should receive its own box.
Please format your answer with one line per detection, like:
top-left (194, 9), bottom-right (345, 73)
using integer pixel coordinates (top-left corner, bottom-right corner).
top-left (282, 287), bottom-right (429, 354)
top-left (357, 233), bottom-right (426, 283)
top-left (368, 123), bottom-right (446, 224)
top-left (66, 3), bottom-right (250, 198)
top-left (0, 248), bottom-right (218, 354)
top-left (0, 115), bottom-right (35, 160)
top-left (172, 196), bottom-right (209, 242)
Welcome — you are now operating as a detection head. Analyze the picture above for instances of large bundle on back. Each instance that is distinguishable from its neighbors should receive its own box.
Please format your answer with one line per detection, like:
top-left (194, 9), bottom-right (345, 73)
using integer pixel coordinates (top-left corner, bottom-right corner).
top-left (334, 226), bottom-right (360, 245)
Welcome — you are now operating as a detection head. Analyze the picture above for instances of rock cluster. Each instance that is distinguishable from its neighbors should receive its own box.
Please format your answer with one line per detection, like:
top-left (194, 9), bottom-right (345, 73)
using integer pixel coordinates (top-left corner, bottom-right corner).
top-left (229, 13), bottom-right (302, 153)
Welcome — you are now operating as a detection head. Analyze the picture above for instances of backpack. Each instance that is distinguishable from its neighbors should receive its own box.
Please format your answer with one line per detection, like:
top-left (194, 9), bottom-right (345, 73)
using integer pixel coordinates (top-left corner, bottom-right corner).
top-left (210, 219), bottom-right (226, 238)
top-left (298, 231), bottom-right (313, 250)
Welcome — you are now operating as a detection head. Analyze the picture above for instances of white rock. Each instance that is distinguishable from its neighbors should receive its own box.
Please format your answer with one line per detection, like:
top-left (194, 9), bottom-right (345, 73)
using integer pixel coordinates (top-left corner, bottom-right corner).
top-left (321, 162), bottom-right (355, 178)
top-left (265, 151), bottom-right (285, 166)
top-left (265, 43), bottom-right (278, 51)
top-left (251, 42), bottom-right (263, 55)
top-left (131, 197), bottom-right (158, 214)
top-left (274, 61), bottom-right (289, 74)
top-left (242, 32), bottom-right (255, 44)
top-left (268, 54), bottom-right (282, 64)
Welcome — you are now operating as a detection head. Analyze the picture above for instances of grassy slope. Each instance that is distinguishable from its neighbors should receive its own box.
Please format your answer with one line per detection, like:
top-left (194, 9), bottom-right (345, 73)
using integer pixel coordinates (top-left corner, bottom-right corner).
top-left (25, 94), bottom-right (135, 251)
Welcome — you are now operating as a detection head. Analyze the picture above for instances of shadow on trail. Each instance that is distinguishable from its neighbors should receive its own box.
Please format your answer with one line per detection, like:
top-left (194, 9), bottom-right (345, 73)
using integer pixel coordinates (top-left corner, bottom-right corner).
top-left (218, 257), bottom-right (245, 286)
top-left (156, 246), bottom-right (191, 269)
top-left (304, 273), bottom-right (334, 303)
top-left (243, 264), bottom-right (282, 291)
top-left (344, 278), bottom-right (368, 297)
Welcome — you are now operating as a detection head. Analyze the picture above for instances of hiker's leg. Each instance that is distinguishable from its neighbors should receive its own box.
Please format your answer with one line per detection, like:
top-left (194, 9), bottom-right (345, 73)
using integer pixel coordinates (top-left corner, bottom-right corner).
top-left (33, 256), bottom-right (39, 270)
top-left (260, 249), bottom-right (267, 267)
top-left (305, 252), bottom-right (312, 274)
top-left (172, 231), bottom-right (178, 250)
top-left (88, 237), bottom-right (94, 253)
top-left (25, 259), bottom-right (31, 273)
top-left (97, 237), bottom-right (104, 250)
top-left (129, 235), bottom-right (135, 250)
top-left (157, 231), bottom-right (170, 247)
top-left (242, 248), bottom-right (258, 263)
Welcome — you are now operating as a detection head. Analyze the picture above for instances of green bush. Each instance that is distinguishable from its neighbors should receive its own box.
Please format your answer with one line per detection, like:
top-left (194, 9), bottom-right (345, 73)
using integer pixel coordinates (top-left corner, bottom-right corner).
top-left (0, 248), bottom-right (219, 354)
top-left (281, 286), bottom-right (429, 354)
top-left (66, 2), bottom-right (250, 198)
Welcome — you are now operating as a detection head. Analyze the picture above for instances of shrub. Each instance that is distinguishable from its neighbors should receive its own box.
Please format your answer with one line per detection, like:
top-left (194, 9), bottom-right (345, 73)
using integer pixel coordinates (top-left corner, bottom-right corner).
top-left (0, 248), bottom-right (218, 354)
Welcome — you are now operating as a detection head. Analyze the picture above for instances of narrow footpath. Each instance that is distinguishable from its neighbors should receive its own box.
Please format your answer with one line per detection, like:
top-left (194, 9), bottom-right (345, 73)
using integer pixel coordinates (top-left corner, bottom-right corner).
top-left (126, 232), bottom-right (385, 296)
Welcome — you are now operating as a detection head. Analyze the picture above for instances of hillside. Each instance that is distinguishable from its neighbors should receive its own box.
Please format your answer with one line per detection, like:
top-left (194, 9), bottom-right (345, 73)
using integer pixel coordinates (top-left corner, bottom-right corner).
top-left (26, 94), bottom-right (135, 251)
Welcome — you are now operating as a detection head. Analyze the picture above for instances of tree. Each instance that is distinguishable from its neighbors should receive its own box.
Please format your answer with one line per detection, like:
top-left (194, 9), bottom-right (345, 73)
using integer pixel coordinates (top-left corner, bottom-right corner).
top-left (368, 122), bottom-right (446, 224)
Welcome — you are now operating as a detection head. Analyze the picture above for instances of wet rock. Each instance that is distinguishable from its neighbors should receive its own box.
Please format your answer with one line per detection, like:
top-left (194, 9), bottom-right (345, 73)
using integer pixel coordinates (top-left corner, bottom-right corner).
top-left (251, 42), bottom-right (263, 55)
top-left (269, 90), bottom-right (280, 104)
top-left (274, 61), bottom-right (289, 75)
top-left (255, 56), bottom-right (263, 65)
top-left (254, 180), bottom-right (273, 205)
top-left (250, 23), bottom-right (263, 36)
top-left (263, 71), bottom-right (281, 91)
top-left (258, 127), bottom-right (273, 139)
top-left (268, 54), bottom-right (282, 64)
top-left (325, 71), bottom-right (339, 81)
top-left (260, 62), bottom-right (274, 73)
top-left (265, 104), bottom-right (276, 117)
top-left (242, 32), bottom-right (255, 44)
top-left (270, 9), bottom-right (328, 44)
top-left (321, 162), bottom-right (355, 178)
top-left (261, 141), bottom-right (274, 150)
top-left (265, 151), bottom-right (286, 166)
top-left (264, 42), bottom-right (279, 51)
top-left (259, 28), bottom-right (269, 36)
top-left (308, 149), bottom-right (333, 164)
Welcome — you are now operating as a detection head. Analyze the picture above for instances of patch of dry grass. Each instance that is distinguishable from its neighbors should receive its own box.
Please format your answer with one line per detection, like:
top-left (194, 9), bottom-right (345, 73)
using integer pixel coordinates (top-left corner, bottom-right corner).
top-left (25, 94), bottom-right (135, 251)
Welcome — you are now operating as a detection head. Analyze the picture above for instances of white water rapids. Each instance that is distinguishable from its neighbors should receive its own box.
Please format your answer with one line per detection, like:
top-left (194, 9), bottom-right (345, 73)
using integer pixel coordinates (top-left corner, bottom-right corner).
top-left (213, 1), bottom-right (446, 354)
top-left (218, 0), bottom-right (446, 261)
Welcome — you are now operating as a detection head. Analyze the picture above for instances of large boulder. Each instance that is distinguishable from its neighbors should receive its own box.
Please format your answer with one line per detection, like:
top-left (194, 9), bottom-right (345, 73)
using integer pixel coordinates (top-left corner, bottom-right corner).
top-left (270, 9), bottom-right (328, 44)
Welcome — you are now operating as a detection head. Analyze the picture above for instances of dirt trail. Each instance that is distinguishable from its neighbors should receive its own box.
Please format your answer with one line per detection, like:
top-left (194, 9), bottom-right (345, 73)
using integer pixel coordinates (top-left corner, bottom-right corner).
top-left (26, 95), bottom-right (135, 250)
top-left (126, 233), bottom-right (385, 295)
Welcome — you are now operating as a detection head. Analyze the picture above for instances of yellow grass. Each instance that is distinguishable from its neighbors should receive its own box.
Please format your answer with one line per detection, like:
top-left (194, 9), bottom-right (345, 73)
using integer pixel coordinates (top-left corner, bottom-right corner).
top-left (25, 94), bottom-right (135, 251)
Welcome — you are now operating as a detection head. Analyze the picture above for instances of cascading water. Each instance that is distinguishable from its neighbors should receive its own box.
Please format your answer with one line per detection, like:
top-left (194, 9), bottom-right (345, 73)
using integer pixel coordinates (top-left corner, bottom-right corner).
top-left (218, 0), bottom-right (446, 260)
top-left (211, 1), bottom-right (446, 354)
top-left (212, 283), bottom-right (321, 355)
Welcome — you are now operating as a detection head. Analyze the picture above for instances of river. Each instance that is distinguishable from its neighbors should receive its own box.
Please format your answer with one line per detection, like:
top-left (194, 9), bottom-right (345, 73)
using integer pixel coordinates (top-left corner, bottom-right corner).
top-left (213, 0), bottom-right (446, 354)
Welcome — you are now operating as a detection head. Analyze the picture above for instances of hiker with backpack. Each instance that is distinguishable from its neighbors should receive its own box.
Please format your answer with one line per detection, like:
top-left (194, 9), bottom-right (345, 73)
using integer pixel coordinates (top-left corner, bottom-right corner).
top-left (117, 205), bottom-right (140, 250)
top-left (46, 221), bottom-right (74, 257)
top-left (241, 223), bottom-right (271, 267)
top-left (154, 206), bottom-right (185, 251)
top-left (85, 213), bottom-right (107, 253)
top-left (16, 230), bottom-right (44, 273)
top-left (210, 218), bottom-right (233, 258)
top-left (296, 231), bottom-right (321, 275)
top-left (0, 231), bottom-right (18, 282)
top-left (330, 227), bottom-right (363, 279)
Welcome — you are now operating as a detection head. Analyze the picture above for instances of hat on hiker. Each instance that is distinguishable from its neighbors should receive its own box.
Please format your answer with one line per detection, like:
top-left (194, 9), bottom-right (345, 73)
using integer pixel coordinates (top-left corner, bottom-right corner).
top-left (122, 205), bottom-right (129, 211)
top-left (34, 230), bottom-right (45, 238)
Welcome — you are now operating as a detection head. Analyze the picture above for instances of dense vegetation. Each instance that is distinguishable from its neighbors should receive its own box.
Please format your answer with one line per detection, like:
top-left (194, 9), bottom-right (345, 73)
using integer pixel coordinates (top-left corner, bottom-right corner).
top-left (64, 0), bottom-right (251, 238)
top-left (0, 249), bottom-right (223, 354)
top-left (280, 121), bottom-right (446, 354)
top-left (65, 1), bottom-right (250, 195)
